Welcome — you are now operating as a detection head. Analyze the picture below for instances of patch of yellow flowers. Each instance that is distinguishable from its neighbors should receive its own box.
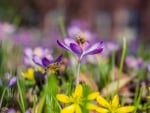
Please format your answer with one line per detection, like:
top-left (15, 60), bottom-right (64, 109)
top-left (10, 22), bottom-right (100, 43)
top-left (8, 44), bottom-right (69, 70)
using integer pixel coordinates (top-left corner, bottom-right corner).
top-left (57, 84), bottom-right (135, 113)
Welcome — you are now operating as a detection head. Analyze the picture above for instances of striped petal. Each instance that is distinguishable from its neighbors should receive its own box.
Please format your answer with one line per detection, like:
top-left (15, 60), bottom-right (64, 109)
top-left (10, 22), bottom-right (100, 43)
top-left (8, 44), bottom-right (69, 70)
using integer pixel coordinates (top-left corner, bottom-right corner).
top-left (83, 41), bottom-right (103, 57)
top-left (57, 40), bottom-right (70, 50)
top-left (70, 43), bottom-right (82, 55)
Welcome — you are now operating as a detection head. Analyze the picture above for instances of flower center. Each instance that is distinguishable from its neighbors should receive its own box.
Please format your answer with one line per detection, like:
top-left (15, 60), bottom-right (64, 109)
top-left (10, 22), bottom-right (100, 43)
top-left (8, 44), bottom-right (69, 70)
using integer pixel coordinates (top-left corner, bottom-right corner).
top-left (44, 62), bottom-right (60, 74)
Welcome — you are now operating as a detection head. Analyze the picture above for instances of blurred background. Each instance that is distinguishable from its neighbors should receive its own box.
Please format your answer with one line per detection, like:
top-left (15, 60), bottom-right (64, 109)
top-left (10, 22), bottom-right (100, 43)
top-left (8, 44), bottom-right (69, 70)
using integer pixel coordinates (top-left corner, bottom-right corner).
top-left (0, 0), bottom-right (150, 44)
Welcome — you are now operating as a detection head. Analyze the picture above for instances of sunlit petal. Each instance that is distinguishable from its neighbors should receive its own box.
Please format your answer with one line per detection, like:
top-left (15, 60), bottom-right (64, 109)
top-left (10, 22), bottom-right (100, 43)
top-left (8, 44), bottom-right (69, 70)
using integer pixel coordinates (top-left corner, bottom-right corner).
top-left (56, 94), bottom-right (71, 103)
top-left (95, 107), bottom-right (109, 113)
top-left (96, 95), bottom-right (110, 109)
top-left (116, 106), bottom-right (135, 113)
top-left (75, 104), bottom-right (82, 113)
top-left (73, 84), bottom-right (83, 97)
top-left (88, 92), bottom-right (99, 100)
top-left (86, 103), bottom-right (98, 110)
top-left (61, 104), bottom-right (76, 113)
top-left (112, 95), bottom-right (119, 108)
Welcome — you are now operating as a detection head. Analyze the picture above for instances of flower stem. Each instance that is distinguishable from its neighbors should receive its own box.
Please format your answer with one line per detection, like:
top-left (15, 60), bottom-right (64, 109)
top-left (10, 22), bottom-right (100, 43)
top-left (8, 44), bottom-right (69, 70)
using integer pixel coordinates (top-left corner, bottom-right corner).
top-left (76, 60), bottom-right (81, 85)
top-left (117, 38), bottom-right (126, 93)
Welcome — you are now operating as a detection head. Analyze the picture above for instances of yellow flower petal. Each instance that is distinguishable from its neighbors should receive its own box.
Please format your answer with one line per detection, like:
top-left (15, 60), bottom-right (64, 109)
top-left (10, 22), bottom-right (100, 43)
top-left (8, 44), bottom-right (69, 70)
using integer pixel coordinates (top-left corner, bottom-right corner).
top-left (75, 104), bottom-right (82, 113)
top-left (112, 95), bottom-right (119, 108)
top-left (95, 107), bottom-right (109, 113)
top-left (56, 94), bottom-right (71, 103)
top-left (88, 92), bottom-right (99, 100)
top-left (96, 95), bottom-right (110, 109)
top-left (61, 104), bottom-right (76, 113)
top-left (86, 103), bottom-right (98, 110)
top-left (22, 68), bottom-right (34, 80)
top-left (73, 85), bottom-right (83, 98)
top-left (147, 96), bottom-right (150, 99)
top-left (116, 106), bottom-right (135, 113)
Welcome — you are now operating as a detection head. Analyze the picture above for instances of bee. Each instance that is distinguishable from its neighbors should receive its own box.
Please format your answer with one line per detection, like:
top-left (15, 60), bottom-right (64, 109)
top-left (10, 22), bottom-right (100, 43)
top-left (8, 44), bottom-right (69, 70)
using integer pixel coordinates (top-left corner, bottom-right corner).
top-left (76, 36), bottom-right (87, 45)
top-left (44, 62), bottom-right (60, 74)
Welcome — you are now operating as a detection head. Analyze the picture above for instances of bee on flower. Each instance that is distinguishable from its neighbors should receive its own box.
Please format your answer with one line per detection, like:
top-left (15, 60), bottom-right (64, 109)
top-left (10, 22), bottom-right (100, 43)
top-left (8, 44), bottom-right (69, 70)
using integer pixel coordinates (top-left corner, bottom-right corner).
top-left (33, 54), bottom-right (63, 75)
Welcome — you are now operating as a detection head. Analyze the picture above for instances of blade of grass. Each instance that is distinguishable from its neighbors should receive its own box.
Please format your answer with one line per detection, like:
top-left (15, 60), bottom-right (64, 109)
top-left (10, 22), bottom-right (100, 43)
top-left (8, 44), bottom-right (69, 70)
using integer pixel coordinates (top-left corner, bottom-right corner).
top-left (17, 78), bottom-right (26, 113)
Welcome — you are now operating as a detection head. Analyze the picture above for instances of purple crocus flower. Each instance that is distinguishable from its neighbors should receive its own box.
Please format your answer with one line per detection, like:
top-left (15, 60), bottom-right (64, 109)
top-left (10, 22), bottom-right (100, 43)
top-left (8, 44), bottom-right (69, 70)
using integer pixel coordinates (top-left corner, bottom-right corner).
top-left (33, 54), bottom-right (63, 68)
top-left (125, 55), bottom-right (143, 70)
top-left (8, 76), bottom-right (17, 87)
top-left (33, 54), bottom-right (63, 74)
top-left (57, 38), bottom-right (103, 60)
top-left (24, 47), bottom-right (52, 67)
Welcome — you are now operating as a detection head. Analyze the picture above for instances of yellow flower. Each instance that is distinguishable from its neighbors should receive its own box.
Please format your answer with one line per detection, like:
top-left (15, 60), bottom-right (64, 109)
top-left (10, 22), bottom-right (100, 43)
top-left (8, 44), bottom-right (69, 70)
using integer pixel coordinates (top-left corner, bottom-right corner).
top-left (95, 95), bottom-right (135, 113)
top-left (57, 84), bottom-right (99, 113)
top-left (21, 68), bottom-right (35, 80)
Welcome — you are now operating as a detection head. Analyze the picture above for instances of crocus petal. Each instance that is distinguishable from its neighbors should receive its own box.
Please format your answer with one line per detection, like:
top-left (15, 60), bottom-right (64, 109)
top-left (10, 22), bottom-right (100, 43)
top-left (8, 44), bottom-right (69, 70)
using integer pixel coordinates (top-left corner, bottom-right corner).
top-left (116, 106), bottom-right (135, 113)
top-left (73, 84), bottom-right (83, 98)
top-left (8, 77), bottom-right (17, 87)
top-left (42, 57), bottom-right (51, 67)
top-left (56, 94), bottom-right (71, 103)
top-left (83, 41), bottom-right (103, 56)
top-left (61, 104), bottom-right (76, 113)
top-left (96, 95), bottom-right (110, 109)
top-left (57, 40), bottom-right (70, 50)
top-left (24, 48), bottom-right (32, 58)
top-left (75, 104), bottom-right (82, 113)
top-left (64, 38), bottom-right (77, 46)
top-left (33, 55), bottom-right (43, 66)
top-left (88, 92), bottom-right (99, 100)
top-left (54, 54), bottom-right (63, 63)
top-left (70, 43), bottom-right (82, 55)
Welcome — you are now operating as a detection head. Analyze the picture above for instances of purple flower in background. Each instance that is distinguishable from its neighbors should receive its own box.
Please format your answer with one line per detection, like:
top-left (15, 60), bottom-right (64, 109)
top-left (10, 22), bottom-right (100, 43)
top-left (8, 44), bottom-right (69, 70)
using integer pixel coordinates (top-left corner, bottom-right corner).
top-left (8, 76), bottom-right (17, 87)
top-left (125, 56), bottom-right (143, 70)
top-left (102, 41), bottom-right (119, 57)
top-left (33, 54), bottom-right (63, 74)
top-left (0, 22), bottom-right (16, 40)
top-left (147, 64), bottom-right (150, 72)
top-left (25, 109), bottom-right (32, 113)
top-left (7, 108), bottom-right (16, 113)
top-left (57, 38), bottom-right (103, 60)
top-left (24, 47), bottom-right (52, 67)
top-left (13, 30), bottom-right (35, 47)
